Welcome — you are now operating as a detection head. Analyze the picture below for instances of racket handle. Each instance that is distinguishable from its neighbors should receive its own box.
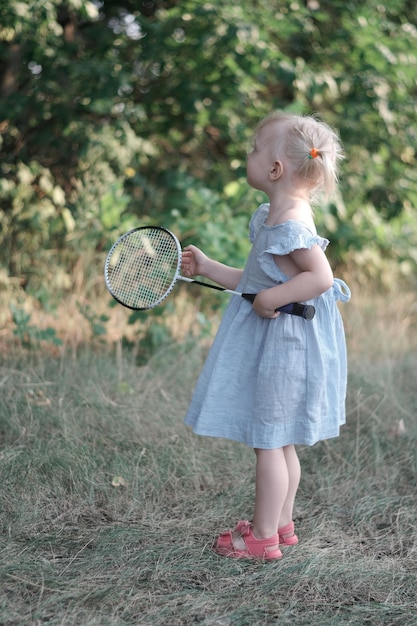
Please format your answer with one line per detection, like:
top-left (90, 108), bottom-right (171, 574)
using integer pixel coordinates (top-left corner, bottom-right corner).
top-left (242, 294), bottom-right (315, 320)
top-left (278, 303), bottom-right (315, 320)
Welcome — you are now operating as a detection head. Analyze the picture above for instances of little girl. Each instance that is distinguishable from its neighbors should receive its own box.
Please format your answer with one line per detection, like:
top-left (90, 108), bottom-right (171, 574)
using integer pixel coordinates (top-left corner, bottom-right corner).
top-left (182, 112), bottom-right (351, 560)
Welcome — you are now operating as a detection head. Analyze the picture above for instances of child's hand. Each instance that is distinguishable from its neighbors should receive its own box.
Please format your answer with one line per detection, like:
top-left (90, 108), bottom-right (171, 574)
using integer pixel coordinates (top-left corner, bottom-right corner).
top-left (181, 245), bottom-right (210, 278)
top-left (252, 290), bottom-right (281, 319)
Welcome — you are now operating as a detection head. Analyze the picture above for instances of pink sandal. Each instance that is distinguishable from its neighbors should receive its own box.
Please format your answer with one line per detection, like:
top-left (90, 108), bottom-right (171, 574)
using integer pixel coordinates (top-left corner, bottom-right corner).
top-left (278, 521), bottom-right (298, 546)
top-left (214, 520), bottom-right (282, 560)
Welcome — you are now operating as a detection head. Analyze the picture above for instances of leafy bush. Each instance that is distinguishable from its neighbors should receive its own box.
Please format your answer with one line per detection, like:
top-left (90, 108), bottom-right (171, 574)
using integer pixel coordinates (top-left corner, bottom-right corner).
top-left (1, 0), bottom-right (417, 324)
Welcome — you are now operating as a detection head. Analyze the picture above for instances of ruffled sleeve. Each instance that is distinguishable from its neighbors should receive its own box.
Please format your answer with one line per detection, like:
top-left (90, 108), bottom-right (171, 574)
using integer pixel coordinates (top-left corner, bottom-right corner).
top-left (263, 222), bottom-right (329, 256)
top-left (257, 218), bottom-right (330, 283)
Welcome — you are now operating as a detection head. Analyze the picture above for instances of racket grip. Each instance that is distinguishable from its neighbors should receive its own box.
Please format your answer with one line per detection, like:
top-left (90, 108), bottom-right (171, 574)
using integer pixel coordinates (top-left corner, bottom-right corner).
top-left (278, 303), bottom-right (315, 320)
top-left (241, 294), bottom-right (315, 320)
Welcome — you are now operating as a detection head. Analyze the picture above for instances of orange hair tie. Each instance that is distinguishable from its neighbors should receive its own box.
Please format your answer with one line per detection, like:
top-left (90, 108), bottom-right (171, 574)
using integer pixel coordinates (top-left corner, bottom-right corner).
top-left (308, 148), bottom-right (319, 159)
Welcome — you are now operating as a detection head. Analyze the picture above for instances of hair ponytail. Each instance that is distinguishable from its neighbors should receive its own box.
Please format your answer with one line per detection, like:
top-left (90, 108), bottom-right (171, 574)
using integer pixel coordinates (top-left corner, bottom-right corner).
top-left (256, 112), bottom-right (344, 199)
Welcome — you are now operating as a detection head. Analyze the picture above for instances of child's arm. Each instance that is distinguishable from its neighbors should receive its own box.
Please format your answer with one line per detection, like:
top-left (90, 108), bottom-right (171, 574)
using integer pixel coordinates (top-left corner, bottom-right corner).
top-left (253, 245), bottom-right (334, 318)
top-left (182, 245), bottom-right (243, 290)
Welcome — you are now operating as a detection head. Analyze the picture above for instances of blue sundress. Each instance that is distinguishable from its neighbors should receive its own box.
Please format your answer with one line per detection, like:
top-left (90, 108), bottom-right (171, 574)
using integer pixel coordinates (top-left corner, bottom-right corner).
top-left (184, 203), bottom-right (351, 449)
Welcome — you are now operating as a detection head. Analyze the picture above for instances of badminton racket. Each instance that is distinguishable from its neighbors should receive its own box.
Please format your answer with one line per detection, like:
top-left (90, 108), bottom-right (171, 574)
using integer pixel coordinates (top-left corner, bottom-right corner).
top-left (104, 226), bottom-right (315, 320)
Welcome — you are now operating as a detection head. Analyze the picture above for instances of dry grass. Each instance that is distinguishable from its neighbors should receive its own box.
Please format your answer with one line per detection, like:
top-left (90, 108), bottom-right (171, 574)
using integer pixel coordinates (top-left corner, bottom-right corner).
top-left (0, 286), bottom-right (416, 625)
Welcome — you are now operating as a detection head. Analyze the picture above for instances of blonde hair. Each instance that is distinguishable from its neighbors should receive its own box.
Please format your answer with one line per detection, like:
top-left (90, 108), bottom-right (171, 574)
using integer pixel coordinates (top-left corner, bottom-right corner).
top-left (255, 112), bottom-right (344, 198)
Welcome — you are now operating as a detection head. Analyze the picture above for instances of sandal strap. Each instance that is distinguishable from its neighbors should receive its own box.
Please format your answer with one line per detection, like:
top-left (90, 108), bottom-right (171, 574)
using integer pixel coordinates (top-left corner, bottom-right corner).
top-left (236, 519), bottom-right (252, 535)
top-left (278, 520), bottom-right (298, 546)
top-left (278, 521), bottom-right (295, 535)
top-left (215, 520), bottom-right (282, 560)
top-left (237, 521), bottom-right (282, 559)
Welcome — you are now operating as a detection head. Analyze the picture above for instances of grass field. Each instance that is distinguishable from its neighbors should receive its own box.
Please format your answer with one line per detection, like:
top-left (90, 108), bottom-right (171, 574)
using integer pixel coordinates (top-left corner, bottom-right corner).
top-left (0, 291), bottom-right (416, 625)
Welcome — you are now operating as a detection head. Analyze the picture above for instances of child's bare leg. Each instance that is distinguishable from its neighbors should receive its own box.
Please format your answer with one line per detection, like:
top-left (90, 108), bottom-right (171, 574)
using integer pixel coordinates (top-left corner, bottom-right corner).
top-left (272, 445), bottom-right (301, 546)
top-left (229, 447), bottom-right (291, 552)
top-left (228, 446), bottom-right (298, 550)
top-left (252, 448), bottom-right (289, 540)
top-left (278, 444), bottom-right (300, 540)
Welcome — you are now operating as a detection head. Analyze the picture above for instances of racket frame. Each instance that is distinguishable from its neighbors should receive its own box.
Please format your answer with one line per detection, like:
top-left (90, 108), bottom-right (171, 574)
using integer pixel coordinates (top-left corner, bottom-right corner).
top-left (104, 226), bottom-right (183, 311)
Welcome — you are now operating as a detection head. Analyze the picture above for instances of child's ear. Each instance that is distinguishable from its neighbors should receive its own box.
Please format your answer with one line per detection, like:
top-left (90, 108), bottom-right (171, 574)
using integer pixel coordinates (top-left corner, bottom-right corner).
top-left (269, 160), bottom-right (283, 181)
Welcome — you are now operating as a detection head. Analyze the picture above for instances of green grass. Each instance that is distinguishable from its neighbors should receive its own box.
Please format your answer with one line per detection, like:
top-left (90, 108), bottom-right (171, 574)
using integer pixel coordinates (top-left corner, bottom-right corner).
top-left (0, 321), bottom-right (416, 625)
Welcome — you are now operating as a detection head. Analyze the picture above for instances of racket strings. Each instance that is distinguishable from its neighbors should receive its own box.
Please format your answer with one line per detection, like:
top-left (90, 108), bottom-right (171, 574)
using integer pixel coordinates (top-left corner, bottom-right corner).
top-left (105, 229), bottom-right (179, 309)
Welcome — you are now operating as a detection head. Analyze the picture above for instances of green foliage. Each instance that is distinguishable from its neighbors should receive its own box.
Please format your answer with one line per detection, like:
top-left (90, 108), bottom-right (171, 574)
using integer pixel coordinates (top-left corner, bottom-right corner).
top-left (10, 303), bottom-right (62, 347)
top-left (77, 303), bottom-right (110, 340)
top-left (1, 0), bottom-right (417, 320)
